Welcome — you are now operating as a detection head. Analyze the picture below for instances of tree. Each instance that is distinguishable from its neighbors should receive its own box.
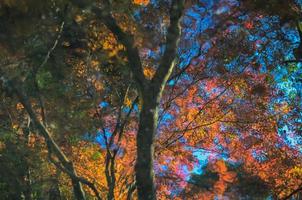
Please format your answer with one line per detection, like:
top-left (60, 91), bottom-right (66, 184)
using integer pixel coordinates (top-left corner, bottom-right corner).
top-left (1, 0), bottom-right (302, 199)
top-left (1, 0), bottom-right (186, 199)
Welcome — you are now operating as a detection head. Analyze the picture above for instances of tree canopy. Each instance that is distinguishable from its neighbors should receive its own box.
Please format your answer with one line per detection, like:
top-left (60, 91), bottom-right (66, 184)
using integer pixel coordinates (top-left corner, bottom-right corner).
top-left (0, 0), bottom-right (302, 199)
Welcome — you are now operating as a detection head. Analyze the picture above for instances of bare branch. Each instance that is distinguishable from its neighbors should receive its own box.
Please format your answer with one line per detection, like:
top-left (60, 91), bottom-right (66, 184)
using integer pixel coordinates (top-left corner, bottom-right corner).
top-left (39, 21), bottom-right (65, 70)
top-left (32, 20), bottom-right (65, 125)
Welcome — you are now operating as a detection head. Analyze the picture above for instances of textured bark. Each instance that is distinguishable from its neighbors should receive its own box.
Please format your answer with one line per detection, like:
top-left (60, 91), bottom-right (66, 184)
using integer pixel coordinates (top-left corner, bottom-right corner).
top-left (67, 164), bottom-right (86, 200)
top-left (105, 153), bottom-right (116, 200)
top-left (135, 90), bottom-right (159, 200)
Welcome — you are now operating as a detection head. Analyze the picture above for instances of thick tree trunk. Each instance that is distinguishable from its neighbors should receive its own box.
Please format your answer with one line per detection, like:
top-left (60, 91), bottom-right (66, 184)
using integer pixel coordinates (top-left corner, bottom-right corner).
top-left (135, 91), bottom-right (159, 200)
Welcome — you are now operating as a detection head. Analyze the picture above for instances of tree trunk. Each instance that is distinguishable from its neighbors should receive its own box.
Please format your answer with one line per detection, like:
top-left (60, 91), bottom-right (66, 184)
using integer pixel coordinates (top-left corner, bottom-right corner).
top-left (126, 182), bottom-right (136, 200)
top-left (23, 168), bottom-right (32, 200)
top-left (49, 171), bottom-right (62, 200)
top-left (67, 163), bottom-right (86, 200)
top-left (135, 90), bottom-right (159, 200)
top-left (107, 186), bottom-right (115, 200)
top-left (71, 179), bottom-right (86, 200)
top-left (106, 154), bottom-right (116, 200)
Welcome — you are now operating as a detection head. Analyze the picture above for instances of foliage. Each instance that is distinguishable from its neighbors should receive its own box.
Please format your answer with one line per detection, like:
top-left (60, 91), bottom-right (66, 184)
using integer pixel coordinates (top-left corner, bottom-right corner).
top-left (0, 0), bottom-right (302, 199)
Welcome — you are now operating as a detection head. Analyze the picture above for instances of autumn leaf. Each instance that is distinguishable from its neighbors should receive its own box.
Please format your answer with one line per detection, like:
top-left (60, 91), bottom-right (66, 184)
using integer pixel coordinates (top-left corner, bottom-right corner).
top-left (133, 0), bottom-right (149, 6)
top-left (143, 66), bottom-right (156, 79)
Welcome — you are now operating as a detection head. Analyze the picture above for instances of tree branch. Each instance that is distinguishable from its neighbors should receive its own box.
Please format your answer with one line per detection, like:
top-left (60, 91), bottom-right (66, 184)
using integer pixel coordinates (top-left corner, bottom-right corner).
top-left (151, 0), bottom-right (185, 93)
top-left (90, 1), bottom-right (146, 89)
top-left (0, 76), bottom-right (102, 200)
top-left (1, 77), bottom-right (70, 166)
top-left (283, 59), bottom-right (302, 63)
top-left (49, 154), bottom-right (102, 200)
top-left (281, 185), bottom-right (302, 200)
top-left (32, 20), bottom-right (65, 125)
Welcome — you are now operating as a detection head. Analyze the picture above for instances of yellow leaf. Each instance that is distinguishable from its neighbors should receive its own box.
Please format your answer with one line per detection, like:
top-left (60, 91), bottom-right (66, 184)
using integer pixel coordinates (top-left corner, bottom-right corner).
top-left (124, 97), bottom-right (132, 107)
top-left (91, 60), bottom-right (99, 67)
top-left (74, 15), bottom-right (84, 23)
top-left (16, 103), bottom-right (24, 110)
top-left (143, 67), bottom-right (155, 79)
top-left (12, 124), bottom-right (18, 129)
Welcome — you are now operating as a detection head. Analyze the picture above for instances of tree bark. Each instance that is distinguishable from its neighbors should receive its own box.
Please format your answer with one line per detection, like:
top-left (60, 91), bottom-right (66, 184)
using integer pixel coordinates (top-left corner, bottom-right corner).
top-left (105, 153), bottom-right (116, 200)
top-left (66, 163), bottom-right (86, 200)
top-left (71, 179), bottom-right (86, 200)
top-left (49, 171), bottom-right (62, 200)
top-left (135, 88), bottom-right (160, 200)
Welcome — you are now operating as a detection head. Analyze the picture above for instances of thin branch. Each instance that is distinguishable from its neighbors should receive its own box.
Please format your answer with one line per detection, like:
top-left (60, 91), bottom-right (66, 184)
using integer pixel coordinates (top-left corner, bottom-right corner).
top-left (158, 74), bottom-right (210, 125)
top-left (32, 21), bottom-right (65, 125)
top-left (163, 110), bottom-right (232, 149)
top-left (160, 84), bottom-right (230, 147)
top-left (283, 59), bottom-right (302, 63)
top-left (2, 77), bottom-right (70, 165)
top-left (39, 21), bottom-right (65, 70)
top-left (281, 185), bottom-right (302, 200)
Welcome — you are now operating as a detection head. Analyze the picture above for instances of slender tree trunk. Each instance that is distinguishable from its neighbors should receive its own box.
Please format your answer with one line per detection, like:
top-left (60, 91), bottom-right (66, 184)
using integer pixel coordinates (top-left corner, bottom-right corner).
top-left (67, 164), bottom-right (86, 200)
top-left (23, 168), bottom-right (32, 200)
top-left (126, 183), bottom-right (136, 200)
top-left (107, 185), bottom-right (115, 200)
top-left (108, 157), bottom-right (116, 200)
top-left (105, 154), bottom-right (116, 200)
top-left (49, 171), bottom-right (62, 200)
top-left (23, 128), bottom-right (32, 200)
top-left (135, 90), bottom-right (160, 200)
top-left (71, 179), bottom-right (85, 200)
